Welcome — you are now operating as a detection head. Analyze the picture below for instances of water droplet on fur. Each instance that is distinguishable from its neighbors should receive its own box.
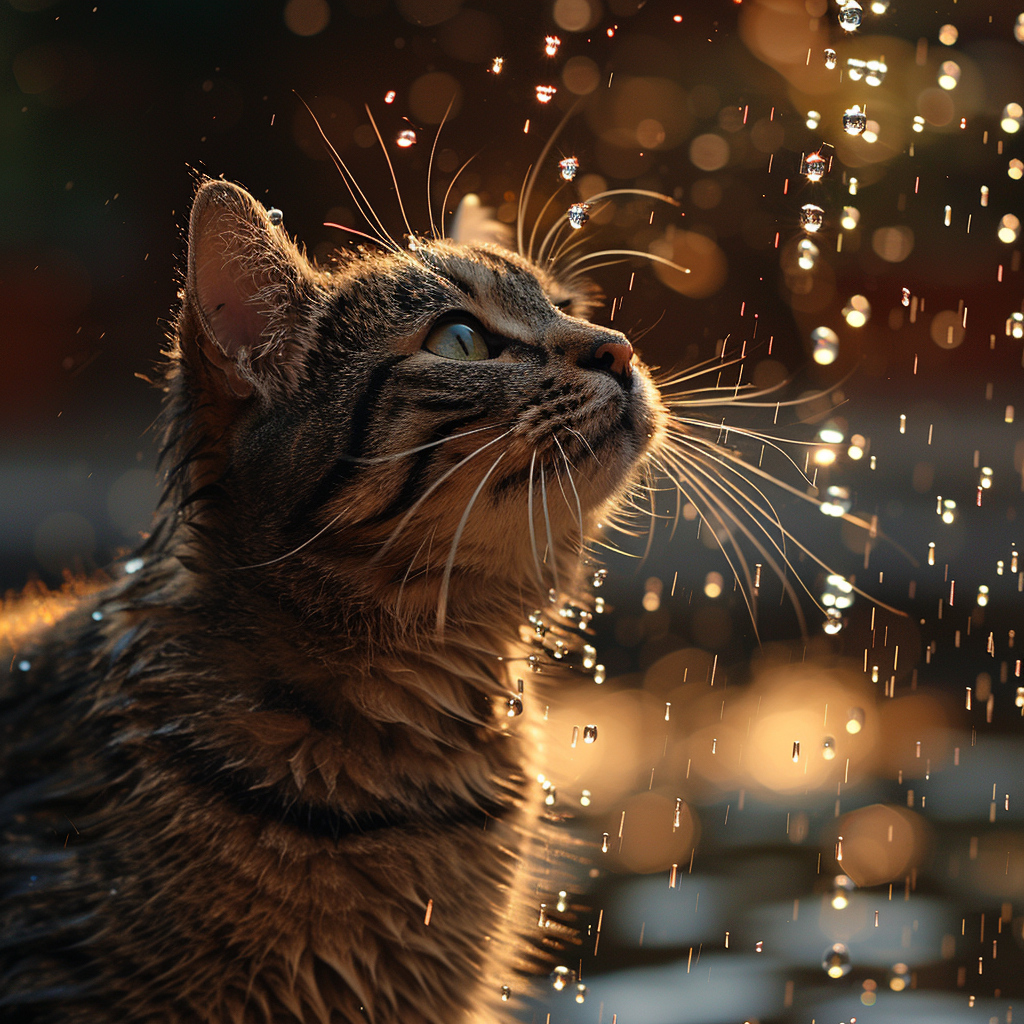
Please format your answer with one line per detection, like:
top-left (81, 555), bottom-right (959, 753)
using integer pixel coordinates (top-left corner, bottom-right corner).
top-left (583, 724), bottom-right (598, 743)
top-left (568, 203), bottom-right (590, 229)
top-left (267, 208), bottom-right (283, 226)
top-left (505, 697), bottom-right (523, 717)
top-left (550, 966), bottom-right (575, 991)
top-left (558, 156), bottom-right (579, 181)
top-left (575, 982), bottom-right (588, 1003)
top-left (824, 47), bottom-right (837, 69)
top-left (800, 203), bottom-right (825, 232)
top-left (500, 985), bottom-right (511, 1001)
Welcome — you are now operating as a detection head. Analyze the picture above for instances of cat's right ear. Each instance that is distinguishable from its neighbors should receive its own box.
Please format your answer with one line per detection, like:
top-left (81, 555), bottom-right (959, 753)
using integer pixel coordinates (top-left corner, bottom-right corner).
top-left (185, 179), bottom-right (314, 399)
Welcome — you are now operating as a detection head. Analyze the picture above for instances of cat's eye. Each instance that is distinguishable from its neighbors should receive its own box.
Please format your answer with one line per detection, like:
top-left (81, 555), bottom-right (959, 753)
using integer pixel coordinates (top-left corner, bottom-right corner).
top-left (423, 319), bottom-right (490, 361)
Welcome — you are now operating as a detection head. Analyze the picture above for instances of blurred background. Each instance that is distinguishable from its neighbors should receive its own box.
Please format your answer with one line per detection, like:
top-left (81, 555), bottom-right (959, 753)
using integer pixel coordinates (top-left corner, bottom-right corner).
top-left (2, 0), bottom-right (1023, 1020)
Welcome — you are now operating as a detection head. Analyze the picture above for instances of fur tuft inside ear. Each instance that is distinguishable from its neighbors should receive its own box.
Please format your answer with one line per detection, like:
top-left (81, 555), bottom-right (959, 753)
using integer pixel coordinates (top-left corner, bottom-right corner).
top-left (187, 179), bottom-right (312, 398)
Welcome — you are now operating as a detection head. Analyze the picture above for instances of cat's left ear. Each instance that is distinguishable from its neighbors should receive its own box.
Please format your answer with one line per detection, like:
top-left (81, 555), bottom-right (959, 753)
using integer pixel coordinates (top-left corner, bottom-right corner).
top-left (186, 179), bottom-right (314, 398)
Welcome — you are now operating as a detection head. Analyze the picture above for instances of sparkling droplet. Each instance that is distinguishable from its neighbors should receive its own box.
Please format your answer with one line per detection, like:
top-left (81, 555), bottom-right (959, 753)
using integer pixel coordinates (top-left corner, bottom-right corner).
top-left (823, 608), bottom-right (844, 635)
top-left (544, 785), bottom-right (557, 806)
top-left (124, 557), bottom-right (144, 574)
top-left (800, 203), bottom-right (825, 232)
top-left (544, 34), bottom-right (562, 57)
top-left (558, 156), bottom-right (579, 181)
top-left (550, 966), bottom-right (575, 991)
top-left (838, 1), bottom-right (862, 31)
top-left (91, 609), bottom-right (104, 621)
top-left (1007, 312), bottom-right (1024, 339)
top-left (824, 47), bottom-right (837, 69)
top-left (580, 789), bottom-right (592, 806)
top-left (591, 568), bottom-right (608, 588)
top-left (535, 85), bottom-right (557, 103)
top-left (601, 831), bottom-right (610, 853)
top-left (822, 735), bottom-right (837, 759)
top-left (823, 942), bottom-right (852, 978)
top-left (396, 129), bottom-right (417, 148)
top-left (901, 286), bottom-right (911, 306)
top-left (843, 106), bottom-right (867, 135)
top-left (673, 797), bottom-right (683, 829)
top-left (556, 890), bottom-right (568, 912)
top-left (17, 659), bottom-right (31, 672)
top-left (583, 724), bottom-right (598, 744)
top-left (811, 326), bottom-right (839, 365)
top-left (500, 985), bottom-right (511, 1002)
top-left (568, 202), bottom-right (590, 229)
top-left (575, 983), bottom-right (588, 1003)
top-left (755, 940), bottom-right (764, 953)
top-left (267, 208), bottom-right (283, 226)
top-left (490, 56), bottom-right (504, 74)
top-left (505, 697), bottom-right (523, 717)
top-left (593, 664), bottom-right (606, 685)
top-left (801, 151), bottom-right (827, 182)
top-left (797, 237), bottom-right (819, 270)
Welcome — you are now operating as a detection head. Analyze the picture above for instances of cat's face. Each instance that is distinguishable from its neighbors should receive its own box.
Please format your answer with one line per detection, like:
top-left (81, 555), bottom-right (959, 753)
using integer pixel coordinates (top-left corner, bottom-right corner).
top-left (170, 181), bottom-right (666, 615)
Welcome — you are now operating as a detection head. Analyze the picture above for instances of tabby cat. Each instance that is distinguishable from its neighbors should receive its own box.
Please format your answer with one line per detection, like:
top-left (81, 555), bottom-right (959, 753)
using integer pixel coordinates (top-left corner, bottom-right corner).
top-left (0, 178), bottom-right (666, 1022)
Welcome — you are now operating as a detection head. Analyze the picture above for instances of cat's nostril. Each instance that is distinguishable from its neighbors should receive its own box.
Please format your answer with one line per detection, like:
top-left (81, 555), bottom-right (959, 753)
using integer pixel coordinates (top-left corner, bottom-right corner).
top-left (587, 338), bottom-right (634, 384)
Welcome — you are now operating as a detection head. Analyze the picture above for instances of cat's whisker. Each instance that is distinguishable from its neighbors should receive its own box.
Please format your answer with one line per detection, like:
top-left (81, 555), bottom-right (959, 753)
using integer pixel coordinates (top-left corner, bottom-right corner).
top-left (336, 425), bottom-right (499, 466)
top-left (526, 450), bottom-right (546, 594)
top-left (439, 150), bottom-right (483, 240)
top-left (395, 530), bottom-right (432, 618)
top-left (668, 421), bottom-right (814, 486)
top-left (564, 426), bottom-right (599, 464)
top-left (540, 201), bottom-right (613, 268)
top-left (539, 462), bottom-right (561, 596)
top-left (526, 183), bottom-right (566, 265)
top-left (295, 92), bottom-right (400, 253)
top-left (364, 105), bottom-right (415, 243)
top-left (436, 449), bottom-right (510, 635)
top-left (372, 428), bottom-right (514, 564)
top-left (233, 508), bottom-right (350, 571)
top-left (323, 222), bottom-right (392, 249)
top-left (551, 433), bottom-right (584, 554)
top-left (541, 189), bottom-right (681, 266)
top-left (426, 96), bottom-right (457, 242)
top-left (516, 102), bottom-right (580, 258)
top-left (560, 247), bottom-right (692, 279)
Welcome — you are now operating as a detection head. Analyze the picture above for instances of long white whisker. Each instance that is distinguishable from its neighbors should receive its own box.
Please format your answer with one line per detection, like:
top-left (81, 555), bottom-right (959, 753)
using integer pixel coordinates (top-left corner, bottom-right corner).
top-left (440, 150), bottom-right (483, 240)
top-left (427, 96), bottom-right (456, 242)
top-left (527, 183), bottom-right (566, 264)
top-left (373, 428), bottom-right (514, 563)
top-left (436, 449), bottom-right (509, 634)
top-left (552, 434), bottom-right (584, 554)
top-left (561, 248), bottom-right (691, 278)
top-left (527, 450), bottom-right (545, 592)
top-left (540, 461), bottom-right (560, 596)
top-left (233, 509), bottom-right (348, 571)
top-left (339, 424), bottom-right (498, 465)
top-left (365, 104), bottom-right (414, 242)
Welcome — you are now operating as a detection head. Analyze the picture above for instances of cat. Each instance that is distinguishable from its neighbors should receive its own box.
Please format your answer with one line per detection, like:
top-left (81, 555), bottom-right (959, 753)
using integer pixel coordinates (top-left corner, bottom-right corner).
top-left (0, 177), bottom-right (667, 1023)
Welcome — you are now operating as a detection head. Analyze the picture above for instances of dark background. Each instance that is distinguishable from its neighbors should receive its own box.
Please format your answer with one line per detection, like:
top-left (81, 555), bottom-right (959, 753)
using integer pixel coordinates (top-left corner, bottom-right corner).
top-left (3, 0), bottom-right (1024, 1021)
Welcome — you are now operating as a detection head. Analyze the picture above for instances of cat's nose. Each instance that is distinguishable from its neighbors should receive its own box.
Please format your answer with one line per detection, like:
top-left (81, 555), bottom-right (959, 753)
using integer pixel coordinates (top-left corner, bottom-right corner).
top-left (585, 337), bottom-right (634, 385)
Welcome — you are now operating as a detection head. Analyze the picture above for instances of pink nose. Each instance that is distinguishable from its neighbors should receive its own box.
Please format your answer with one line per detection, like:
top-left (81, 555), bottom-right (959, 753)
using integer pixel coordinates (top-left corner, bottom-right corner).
top-left (591, 339), bottom-right (634, 380)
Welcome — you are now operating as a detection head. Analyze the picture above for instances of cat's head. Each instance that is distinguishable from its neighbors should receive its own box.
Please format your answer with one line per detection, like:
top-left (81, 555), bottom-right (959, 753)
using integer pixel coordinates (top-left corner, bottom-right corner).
top-left (165, 179), bottom-right (666, 627)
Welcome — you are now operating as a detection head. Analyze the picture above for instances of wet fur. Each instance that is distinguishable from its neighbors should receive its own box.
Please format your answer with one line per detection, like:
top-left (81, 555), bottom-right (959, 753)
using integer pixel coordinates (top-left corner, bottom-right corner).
top-left (0, 180), bottom-right (666, 1022)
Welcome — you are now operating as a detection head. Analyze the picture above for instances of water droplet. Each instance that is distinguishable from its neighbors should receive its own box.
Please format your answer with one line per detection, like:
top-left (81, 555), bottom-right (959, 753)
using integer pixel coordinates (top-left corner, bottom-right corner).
top-left (902, 286), bottom-right (911, 306)
top-left (801, 151), bottom-right (827, 182)
top-left (1007, 311), bottom-right (1024, 339)
top-left (593, 664), bottom-right (606, 685)
top-left (575, 983), bottom-right (588, 1003)
top-left (824, 47), bottom-right (837, 69)
top-left (556, 890), bottom-right (568, 912)
top-left (536, 85), bottom-right (557, 104)
top-left (822, 735), bottom-right (837, 759)
top-left (506, 697), bottom-right (523, 717)
top-left (673, 797), bottom-right (683, 829)
top-left (550, 966), bottom-right (575, 991)
top-left (591, 568), bottom-right (608, 588)
top-left (823, 608), bottom-right (844, 635)
top-left (838, 1), bottom-right (862, 32)
top-left (823, 942), bottom-right (852, 978)
top-left (843, 106), bottom-right (867, 136)
top-left (267, 208), bottom-right (283, 226)
top-left (544, 785), bottom-right (557, 806)
top-left (580, 789), bottom-right (592, 806)
top-left (601, 831), bottom-right (610, 853)
top-left (755, 939), bottom-right (764, 952)
top-left (583, 724), bottom-right (598, 744)
top-left (568, 202), bottom-right (590, 229)
top-left (91, 610), bottom-right (104, 621)
top-left (800, 203), bottom-right (825, 232)
top-left (544, 35), bottom-right (562, 57)
top-left (396, 129), bottom-right (417, 148)
top-left (17, 659), bottom-right (30, 672)
top-left (558, 156), bottom-right (579, 181)
top-left (846, 707), bottom-right (866, 734)
top-left (797, 237), bottom-right (819, 270)
top-left (124, 557), bottom-right (144, 574)
top-left (811, 326), bottom-right (839, 365)
top-left (500, 985), bottom-right (511, 1001)
top-left (490, 56), bottom-right (504, 74)
top-left (582, 644), bottom-right (597, 669)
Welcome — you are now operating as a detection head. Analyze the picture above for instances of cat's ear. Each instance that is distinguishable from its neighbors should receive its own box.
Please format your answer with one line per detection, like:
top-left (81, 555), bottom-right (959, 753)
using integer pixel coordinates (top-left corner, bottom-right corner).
top-left (186, 179), bottom-right (313, 398)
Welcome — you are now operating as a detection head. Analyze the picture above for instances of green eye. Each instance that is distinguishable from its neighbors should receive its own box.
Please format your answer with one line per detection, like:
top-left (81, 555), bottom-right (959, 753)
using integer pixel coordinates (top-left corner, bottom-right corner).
top-left (424, 320), bottom-right (490, 361)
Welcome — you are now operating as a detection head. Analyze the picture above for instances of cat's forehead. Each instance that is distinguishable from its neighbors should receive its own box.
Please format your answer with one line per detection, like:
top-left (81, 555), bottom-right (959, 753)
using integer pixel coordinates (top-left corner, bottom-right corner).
top-left (334, 240), bottom-right (579, 338)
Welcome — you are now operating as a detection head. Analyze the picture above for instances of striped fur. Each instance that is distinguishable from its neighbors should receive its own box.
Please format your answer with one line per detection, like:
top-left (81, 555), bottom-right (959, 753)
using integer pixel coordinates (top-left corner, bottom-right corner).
top-left (0, 180), bottom-right (666, 1023)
